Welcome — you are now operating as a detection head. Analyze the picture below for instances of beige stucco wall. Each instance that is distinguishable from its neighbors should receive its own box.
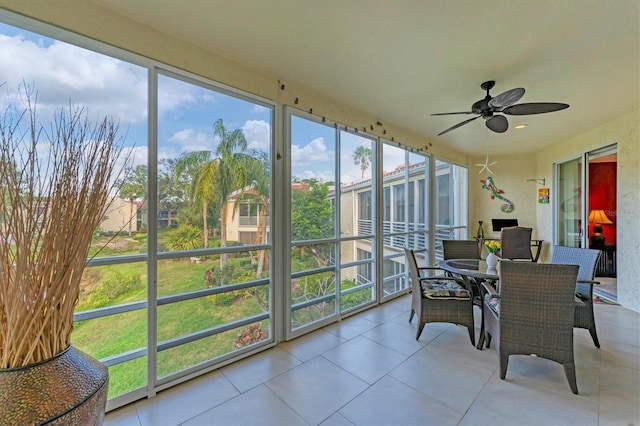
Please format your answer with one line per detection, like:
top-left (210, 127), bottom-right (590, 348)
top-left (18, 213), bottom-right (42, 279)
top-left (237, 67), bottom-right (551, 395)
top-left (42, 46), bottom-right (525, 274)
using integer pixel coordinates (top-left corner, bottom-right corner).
top-left (101, 198), bottom-right (137, 234)
top-left (468, 153), bottom-right (540, 239)
top-left (535, 109), bottom-right (640, 312)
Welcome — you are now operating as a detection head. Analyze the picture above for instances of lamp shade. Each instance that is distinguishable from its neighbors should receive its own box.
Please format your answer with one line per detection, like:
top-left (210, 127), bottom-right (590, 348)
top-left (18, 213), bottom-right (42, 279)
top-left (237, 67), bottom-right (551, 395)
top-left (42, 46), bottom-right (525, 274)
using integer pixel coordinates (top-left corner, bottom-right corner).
top-left (588, 209), bottom-right (613, 224)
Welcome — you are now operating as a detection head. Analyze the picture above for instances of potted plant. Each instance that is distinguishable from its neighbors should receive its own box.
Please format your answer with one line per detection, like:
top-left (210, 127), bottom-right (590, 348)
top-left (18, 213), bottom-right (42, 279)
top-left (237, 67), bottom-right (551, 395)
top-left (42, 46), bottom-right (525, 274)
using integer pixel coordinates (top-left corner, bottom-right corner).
top-left (484, 240), bottom-right (501, 268)
top-left (0, 87), bottom-right (129, 425)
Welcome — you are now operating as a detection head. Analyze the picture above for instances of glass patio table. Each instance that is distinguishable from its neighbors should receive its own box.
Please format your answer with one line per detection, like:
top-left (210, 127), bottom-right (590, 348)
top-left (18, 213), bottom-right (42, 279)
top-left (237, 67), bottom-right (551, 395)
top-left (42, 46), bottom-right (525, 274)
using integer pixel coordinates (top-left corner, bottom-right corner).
top-left (438, 258), bottom-right (500, 281)
top-left (438, 258), bottom-right (499, 349)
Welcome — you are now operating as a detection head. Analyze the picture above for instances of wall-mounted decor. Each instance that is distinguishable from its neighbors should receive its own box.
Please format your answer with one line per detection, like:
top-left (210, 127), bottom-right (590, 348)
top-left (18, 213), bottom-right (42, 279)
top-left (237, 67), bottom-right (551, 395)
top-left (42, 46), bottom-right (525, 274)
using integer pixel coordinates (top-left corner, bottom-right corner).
top-left (481, 176), bottom-right (514, 213)
top-left (538, 187), bottom-right (550, 204)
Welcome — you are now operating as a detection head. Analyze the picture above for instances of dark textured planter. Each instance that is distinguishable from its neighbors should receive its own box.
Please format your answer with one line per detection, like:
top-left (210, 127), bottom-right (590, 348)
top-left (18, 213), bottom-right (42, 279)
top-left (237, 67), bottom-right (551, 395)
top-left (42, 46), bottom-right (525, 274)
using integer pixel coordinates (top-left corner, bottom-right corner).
top-left (0, 345), bottom-right (109, 425)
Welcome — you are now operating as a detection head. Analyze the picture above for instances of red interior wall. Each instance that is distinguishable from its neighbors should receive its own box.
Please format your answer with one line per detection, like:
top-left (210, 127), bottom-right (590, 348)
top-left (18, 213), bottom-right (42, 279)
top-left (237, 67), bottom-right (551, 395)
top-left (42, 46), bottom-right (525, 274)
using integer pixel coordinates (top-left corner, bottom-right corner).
top-left (588, 162), bottom-right (617, 245)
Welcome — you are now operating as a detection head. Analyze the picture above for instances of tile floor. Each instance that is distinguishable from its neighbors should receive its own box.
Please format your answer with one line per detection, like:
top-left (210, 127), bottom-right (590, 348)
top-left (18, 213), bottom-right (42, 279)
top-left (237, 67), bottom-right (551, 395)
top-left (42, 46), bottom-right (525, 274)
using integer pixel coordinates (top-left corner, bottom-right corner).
top-left (595, 277), bottom-right (617, 302)
top-left (105, 295), bottom-right (640, 425)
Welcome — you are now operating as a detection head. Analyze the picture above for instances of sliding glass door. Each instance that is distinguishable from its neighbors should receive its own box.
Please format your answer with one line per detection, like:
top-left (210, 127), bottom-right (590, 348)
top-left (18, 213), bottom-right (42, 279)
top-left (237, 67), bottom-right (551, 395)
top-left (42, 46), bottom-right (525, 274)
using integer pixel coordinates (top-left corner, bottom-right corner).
top-left (556, 157), bottom-right (583, 247)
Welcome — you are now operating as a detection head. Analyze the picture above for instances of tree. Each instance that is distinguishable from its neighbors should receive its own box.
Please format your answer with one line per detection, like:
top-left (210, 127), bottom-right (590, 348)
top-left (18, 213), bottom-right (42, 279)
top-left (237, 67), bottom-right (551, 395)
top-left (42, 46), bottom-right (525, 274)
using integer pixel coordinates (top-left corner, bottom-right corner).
top-left (240, 151), bottom-right (270, 278)
top-left (175, 150), bottom-right (217, 248)
top-left (164, 224), bottom-right (202, 251)
top-left (291, 179), bottom-right (335, 266)
top-left (352, 146), bottom-right (372, 178)
top-left (158, 158), bottom-right (191, 227)
top-left (118, 164), bottom-right (147, 235)
top-left (175, 119), bottom-right (250, 268)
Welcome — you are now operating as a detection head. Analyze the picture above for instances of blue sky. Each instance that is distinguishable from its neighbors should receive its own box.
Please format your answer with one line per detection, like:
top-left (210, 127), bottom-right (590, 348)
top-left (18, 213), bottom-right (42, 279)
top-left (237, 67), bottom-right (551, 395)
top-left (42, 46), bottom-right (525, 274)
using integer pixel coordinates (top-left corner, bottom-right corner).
top-left (0, 21), bottom-right (408, 186)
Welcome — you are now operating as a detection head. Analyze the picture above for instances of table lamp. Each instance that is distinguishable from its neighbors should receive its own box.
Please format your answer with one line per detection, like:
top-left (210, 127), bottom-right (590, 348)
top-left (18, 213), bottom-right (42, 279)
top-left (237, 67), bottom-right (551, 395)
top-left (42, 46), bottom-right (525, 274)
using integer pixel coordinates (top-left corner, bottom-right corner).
top-left (588, 209), bottom-right (612, 246)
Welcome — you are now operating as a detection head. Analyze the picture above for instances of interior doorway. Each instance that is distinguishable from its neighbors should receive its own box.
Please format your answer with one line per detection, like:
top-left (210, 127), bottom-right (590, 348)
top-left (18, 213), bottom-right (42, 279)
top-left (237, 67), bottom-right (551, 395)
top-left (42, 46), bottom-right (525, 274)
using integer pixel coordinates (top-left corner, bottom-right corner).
top-left (555, 144), bottom-right (617, 302)
top-left (588, 147), bottom-right (617, 301)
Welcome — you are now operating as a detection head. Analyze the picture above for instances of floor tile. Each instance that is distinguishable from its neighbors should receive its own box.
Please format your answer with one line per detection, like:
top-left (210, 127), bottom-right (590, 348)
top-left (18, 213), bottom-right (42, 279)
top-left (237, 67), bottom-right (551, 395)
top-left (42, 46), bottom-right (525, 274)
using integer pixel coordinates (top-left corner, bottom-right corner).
top-left (361, 320), bottom-right (428, 356)
top-left (134, 371), bottom-right (239, 426)
top-left (318, 412), bottom-right (354, 426)
top-left (493, 353), bottom-right (600, 400)
top-left (460, 374), bottom-right (598, 425)
top-left (221, 347), bottom-right (302, 392)
top-left (104, 299), bottom-right (640, 426)
top-left (322, 316), bottom-right (378, 340)
top-left (321, 336), bottom-right (407, 384)
top-left (339, 375), bottom-right (462, 425)
top-left (356, 304), bottom-right (406, 324)
top-left (279, 329), bottom-right (346, 362)
top-left (183, 384), bottom-right (308, 425)
top-left (389, 342), bottom-right (494, 413)
top-left (265, 357), bottom-right (368, 425)
top-left (103, 403), bottom-right (141, 426)
top-left (597, 361), bottom-right (640, 426)
top-left (600, 339), bottom-right (640, 370)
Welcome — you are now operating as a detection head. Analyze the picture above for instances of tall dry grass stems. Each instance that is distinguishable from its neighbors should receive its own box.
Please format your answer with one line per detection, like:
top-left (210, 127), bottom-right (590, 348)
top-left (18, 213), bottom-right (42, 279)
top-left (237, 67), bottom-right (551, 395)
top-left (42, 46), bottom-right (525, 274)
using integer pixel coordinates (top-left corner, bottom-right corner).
top-left (0, 89), bottom-right (129, 368)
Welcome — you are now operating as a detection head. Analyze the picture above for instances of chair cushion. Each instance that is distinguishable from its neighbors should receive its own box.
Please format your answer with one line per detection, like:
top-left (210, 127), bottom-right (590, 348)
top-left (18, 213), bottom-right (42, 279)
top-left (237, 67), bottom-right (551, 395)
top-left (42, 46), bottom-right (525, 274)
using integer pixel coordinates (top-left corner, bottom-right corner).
top-left (421, 279), bottom-right (471, 300)
top-left (484, 293), bottom-right (500, 315)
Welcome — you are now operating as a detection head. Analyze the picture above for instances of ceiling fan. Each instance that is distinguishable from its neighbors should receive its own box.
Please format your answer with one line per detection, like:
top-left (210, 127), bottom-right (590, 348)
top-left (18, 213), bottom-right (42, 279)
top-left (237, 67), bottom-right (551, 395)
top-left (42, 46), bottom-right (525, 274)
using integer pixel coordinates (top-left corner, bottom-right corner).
top-left (432, 80), bottom-right (569, 136)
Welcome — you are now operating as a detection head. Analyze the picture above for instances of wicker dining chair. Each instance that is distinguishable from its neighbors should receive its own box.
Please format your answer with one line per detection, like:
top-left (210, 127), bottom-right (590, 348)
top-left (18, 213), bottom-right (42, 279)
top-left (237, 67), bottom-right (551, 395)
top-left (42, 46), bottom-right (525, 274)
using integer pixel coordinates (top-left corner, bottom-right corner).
top-left (442, 239), bottom-right (481, 260)
top-left (550, 245), bottom-right (602, 347)
top-left (499, 226), bottom-right (533, 261)
top-left (442, 239), bottom-right (482, 305)
top-left (405, 248), bottom-right (475, 344)
top-left (482, 261), bottom-right (580, 394)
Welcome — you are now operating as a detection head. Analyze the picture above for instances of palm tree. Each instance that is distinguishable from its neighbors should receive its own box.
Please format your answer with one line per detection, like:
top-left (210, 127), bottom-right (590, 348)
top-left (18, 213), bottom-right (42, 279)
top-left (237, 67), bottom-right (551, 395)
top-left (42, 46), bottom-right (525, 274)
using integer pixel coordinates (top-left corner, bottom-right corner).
top-left (177, 119), bottom-right (250, 268)
top-left (175, 151), bottom-right (216, 249)
top-left (352, 146), bottom-right (372, 178)
top-left (119, 164), bottom-right (147, 236)
top-left (235, 152), bottom-right (270, 277)
top-left (211, 119), bottom-right (250, 268)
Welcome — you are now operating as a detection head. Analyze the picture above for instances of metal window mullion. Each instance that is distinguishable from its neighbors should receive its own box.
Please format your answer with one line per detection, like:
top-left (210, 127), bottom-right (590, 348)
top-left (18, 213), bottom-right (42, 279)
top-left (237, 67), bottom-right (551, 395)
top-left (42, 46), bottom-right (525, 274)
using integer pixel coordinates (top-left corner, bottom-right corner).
top-left (147, 67), bottom-right (159, 398)
top-left (335, 127), bottom-right (342, 314)
top-left (157, 279), bottom-right (270, 306)
top-left (279, 107), bottom-right (293, 342)
top-left (100, 348), bottom-right (147, 368)
top-left (74, 300), bottom-right (147, 322)
top-left (157, 313), bottom-right (270, 352)
top-left (429, 156), bottom-right (437, 266)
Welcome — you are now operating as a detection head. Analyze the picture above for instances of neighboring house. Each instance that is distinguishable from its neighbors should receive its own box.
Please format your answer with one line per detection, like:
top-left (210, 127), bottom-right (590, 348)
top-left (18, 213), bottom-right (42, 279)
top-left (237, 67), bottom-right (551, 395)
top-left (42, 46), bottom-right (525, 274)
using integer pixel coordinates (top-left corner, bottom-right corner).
top-left (100, 197), bottom-right (139, 234)
top-left (224, 161), bottom-right (456, 291)
top-left (225, 186), bottom-right (264, 245)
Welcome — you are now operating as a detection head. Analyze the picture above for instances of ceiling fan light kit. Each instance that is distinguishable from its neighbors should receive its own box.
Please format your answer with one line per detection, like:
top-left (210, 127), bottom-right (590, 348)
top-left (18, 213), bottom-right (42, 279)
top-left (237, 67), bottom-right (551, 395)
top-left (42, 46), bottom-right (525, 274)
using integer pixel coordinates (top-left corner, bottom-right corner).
top-left (433, 80), bottom-right (569, 136)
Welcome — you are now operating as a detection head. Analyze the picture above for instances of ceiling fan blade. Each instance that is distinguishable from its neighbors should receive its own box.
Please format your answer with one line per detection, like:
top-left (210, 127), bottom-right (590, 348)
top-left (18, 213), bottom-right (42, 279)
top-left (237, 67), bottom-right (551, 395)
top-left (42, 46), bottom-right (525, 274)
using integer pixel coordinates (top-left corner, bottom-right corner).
top-left (437, 116), bottom-right (480, 136)
top-left (486, 115), bottom-right (508, 133)
top-left (431, 111), bottom-right (474, 116)
top-left (488, 87), bottom-right (525, 109)
top-left (502, 102), bottom-right (570, 115)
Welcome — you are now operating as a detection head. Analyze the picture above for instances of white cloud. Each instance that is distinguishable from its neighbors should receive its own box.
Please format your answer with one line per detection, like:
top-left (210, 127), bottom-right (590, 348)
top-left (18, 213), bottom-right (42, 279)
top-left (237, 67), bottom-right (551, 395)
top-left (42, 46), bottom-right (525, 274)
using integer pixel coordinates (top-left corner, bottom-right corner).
top-left (291, 137), bottom-right (332, 165)
top-left (167, 128), bottom-right (212, 152)
top-left (157, 76), bottom-right (215, 118)
top-left (242, 119), bottom-right (270, 151)
top-left (0, 34), bottom-right (148, 124)
top-left (295, 169), bottom-right (335, 183)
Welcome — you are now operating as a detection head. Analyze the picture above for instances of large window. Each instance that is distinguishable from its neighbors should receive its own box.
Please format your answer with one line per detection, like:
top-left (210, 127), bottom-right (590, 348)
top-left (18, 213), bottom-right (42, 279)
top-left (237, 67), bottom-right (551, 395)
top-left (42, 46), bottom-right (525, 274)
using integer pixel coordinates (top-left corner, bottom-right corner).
top-left (155, 72), bottom-right (273, 381)
top-left (0, 20), bottom-right (150, 401)
top-left (434, 159), bottom-right (469, 260)
top-left (1, 12), bottom-right (469, 412)
top-left (380, 144), bottom-right (430, 298)
top-left (0, 17), bottom-right (274, 409)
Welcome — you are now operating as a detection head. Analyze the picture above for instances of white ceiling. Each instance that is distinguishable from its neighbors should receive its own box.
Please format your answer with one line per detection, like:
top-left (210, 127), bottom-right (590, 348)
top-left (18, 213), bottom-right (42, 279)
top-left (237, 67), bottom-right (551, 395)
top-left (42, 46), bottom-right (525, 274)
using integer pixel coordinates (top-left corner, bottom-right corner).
top-left (93, 0), bottom-right (639, 156)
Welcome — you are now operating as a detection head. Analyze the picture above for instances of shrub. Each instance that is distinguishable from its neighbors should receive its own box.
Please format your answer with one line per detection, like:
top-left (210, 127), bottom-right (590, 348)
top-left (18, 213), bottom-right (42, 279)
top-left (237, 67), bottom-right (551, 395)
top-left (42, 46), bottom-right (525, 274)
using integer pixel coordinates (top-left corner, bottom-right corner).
top-left (233, 323), bottom-right (267, 348)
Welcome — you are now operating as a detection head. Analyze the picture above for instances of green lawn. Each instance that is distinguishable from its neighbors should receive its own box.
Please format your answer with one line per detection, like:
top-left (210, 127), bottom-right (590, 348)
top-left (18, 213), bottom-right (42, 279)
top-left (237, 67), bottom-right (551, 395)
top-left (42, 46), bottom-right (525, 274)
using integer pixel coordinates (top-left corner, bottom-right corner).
top-left (72, 234), bottom-right (357, 398)
top-left (74, 235), bottom-right (269, 398)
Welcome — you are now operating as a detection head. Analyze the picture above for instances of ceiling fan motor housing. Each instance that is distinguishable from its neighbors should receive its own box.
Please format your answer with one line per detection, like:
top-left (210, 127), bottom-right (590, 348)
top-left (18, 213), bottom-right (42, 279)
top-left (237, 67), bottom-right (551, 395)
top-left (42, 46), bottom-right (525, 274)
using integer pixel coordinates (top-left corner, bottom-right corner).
top-left (472, 97), bottom-right (493, 118)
